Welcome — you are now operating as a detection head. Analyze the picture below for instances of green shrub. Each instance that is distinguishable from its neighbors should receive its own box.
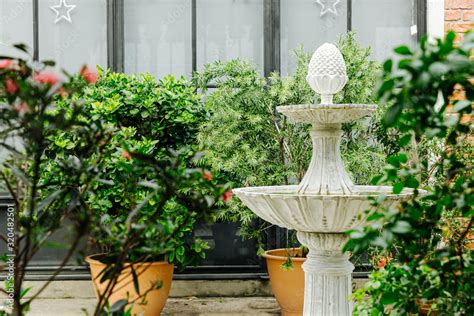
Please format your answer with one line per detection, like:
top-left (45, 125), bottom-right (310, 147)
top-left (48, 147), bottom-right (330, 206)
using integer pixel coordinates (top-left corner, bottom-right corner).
top-left (346, 32), bottom-right (474, 315)
top-left (47, 69), bottom-right (222, 267)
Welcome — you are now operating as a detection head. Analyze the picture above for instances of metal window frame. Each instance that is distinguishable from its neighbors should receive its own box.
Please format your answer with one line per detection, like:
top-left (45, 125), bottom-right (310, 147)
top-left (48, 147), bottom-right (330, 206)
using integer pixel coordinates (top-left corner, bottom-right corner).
top-left (107, 0), bottom-right (124, 72)
top-left (29, 0), bottom-right (428, 77)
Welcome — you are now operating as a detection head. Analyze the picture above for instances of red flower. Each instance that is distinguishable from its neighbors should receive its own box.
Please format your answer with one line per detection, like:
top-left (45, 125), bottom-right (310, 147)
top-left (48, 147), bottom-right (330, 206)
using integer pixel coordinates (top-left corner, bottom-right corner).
top-left (33, 71), bottom-right (59, 86)
top-left (122, 150), bottom-right (132, 161)
top-left (202, 171), bottom-right (213, 181)
top-left (376, 258), bottom-right (387, 269)
top-left (4, 79), bottom-right (18, 94)
top-left (223, 190), bottom-right (233, 203)
top-left (80, 65), bottom-right (98, 84)
top-left (0, 59), bottom-right (12, 69)
top-left (14, 103), bottom-right (29, 115)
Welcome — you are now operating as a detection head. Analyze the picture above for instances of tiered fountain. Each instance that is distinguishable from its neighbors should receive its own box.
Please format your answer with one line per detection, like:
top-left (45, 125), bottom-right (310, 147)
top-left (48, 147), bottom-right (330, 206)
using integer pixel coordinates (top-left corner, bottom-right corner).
top-left (234, 43), bottom-right (414, 315)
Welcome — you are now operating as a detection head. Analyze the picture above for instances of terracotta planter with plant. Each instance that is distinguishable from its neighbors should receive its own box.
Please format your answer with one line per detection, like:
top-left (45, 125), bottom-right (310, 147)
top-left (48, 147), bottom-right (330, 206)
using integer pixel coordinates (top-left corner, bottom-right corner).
top-left (86, 255), bottom-right (174, 316)
top-left (263, 248), bottom-right (306, 316)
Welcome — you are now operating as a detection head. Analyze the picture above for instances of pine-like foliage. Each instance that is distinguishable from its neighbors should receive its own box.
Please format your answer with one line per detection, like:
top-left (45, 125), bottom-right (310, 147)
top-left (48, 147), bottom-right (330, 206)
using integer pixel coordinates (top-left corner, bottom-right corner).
top-left (194, 32), bottom-right (386, 244)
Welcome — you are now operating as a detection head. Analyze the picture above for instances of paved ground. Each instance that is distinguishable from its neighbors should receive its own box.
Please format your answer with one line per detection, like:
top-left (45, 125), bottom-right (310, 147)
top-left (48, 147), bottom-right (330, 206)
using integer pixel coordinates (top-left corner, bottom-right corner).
top-left (14, 280), bottom-right (280, 315)
top-left (5, 279), bottom-right (368, 315)
top-left (28, 297), bottom-right (280, 315)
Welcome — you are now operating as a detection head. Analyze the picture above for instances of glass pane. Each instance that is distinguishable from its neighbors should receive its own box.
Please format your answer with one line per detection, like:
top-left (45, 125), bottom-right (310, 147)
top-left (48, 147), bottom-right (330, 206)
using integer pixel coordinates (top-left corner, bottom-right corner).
top-left (124, 0), bottom-right (192, 79)
top-left (352, 0), bottom-right (417, 61)
top-left (281, 0), bottom-right (348, 76)
top-left (38, 0), bottom-right (107, 72)
top-left (197, 0), bottom-right (264, 73)
top-left (195, 221), bottom-right (259, 266)
top-left (0, 0), bottom-right (34, 58)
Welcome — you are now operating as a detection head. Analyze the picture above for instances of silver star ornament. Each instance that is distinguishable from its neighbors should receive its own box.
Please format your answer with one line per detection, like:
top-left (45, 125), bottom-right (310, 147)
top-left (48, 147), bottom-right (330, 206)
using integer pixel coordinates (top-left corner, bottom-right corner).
top-left (50, 0), bottom-right (76, 24)
top-left (315, 0), bottom-right (340, 17)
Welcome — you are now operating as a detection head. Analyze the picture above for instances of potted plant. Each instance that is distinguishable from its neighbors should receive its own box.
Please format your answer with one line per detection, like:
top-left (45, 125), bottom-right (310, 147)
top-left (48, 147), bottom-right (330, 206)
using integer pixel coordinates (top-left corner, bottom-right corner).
top-left (53, 69), bottom-right (229, 315)
top-left (194, 33), bottom-right (383, 315)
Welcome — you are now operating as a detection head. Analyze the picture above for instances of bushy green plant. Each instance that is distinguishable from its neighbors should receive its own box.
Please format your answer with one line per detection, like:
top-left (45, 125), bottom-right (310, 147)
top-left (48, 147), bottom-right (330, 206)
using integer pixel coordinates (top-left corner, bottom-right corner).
top-left (345, 32), bottom-right (473, 315)
top-left (195, 33), bottom-right (386, 253)
top-left (50, 69), bottom-right (221, 267)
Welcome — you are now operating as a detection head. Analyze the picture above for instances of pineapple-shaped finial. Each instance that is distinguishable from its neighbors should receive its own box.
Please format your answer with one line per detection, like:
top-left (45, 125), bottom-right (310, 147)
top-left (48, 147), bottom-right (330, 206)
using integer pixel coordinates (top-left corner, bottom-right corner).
top-left (306, 43), bottom-right (348, 104)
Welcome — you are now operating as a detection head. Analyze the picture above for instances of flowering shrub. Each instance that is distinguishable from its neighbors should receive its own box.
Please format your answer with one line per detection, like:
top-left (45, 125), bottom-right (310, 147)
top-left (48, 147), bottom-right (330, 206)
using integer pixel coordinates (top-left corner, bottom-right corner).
top-left (0, 45), bottom-right (108, 316)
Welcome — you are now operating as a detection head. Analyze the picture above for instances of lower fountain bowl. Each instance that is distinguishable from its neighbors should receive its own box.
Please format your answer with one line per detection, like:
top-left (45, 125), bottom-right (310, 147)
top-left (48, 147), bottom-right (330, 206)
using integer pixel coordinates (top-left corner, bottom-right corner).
top-left (233, 185), bottom-right (418, 232)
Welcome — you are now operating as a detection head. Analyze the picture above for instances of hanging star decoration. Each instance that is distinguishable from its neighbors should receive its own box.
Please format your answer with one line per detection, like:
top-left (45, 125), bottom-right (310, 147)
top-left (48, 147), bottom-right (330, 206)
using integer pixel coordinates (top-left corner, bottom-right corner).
top-left (50, 0), bottom-right (76, 24)
top-left (315, 0), bottom-right (340, 17)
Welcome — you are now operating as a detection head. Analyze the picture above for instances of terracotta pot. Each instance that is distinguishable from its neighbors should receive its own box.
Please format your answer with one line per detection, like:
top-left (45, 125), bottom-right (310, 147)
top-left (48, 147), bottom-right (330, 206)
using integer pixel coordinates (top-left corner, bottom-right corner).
top-left (263, 248), bottom-right (306, 316)
top-left (86, 255), bottom-right (174, 316)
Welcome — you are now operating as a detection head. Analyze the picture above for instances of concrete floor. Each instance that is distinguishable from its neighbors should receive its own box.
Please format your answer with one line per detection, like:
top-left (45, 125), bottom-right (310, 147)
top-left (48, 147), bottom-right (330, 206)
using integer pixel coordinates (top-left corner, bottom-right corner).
top-left (28, 297), bottom-right (280, 316)
top-left (3, 279), bottom-right (368, 315)
top-left (16, 280), bottom-right (280, 315)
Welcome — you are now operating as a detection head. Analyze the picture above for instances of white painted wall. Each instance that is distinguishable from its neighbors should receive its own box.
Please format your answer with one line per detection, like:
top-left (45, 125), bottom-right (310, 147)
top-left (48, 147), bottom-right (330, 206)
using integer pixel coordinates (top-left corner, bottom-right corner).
top-left (428, 0), bottom-right (445, 39)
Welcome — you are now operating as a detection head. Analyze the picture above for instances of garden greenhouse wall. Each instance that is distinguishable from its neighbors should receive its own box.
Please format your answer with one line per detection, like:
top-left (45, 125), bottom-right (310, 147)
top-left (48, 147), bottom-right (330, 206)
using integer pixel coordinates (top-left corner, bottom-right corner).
top-left (0, 0), bottom-right (445, 280)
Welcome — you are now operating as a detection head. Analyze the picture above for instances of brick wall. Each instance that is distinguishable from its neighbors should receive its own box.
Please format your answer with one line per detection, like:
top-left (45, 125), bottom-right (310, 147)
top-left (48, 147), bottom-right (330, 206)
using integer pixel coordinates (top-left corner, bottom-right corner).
top-left (445, 0), bottom-right (473, 41)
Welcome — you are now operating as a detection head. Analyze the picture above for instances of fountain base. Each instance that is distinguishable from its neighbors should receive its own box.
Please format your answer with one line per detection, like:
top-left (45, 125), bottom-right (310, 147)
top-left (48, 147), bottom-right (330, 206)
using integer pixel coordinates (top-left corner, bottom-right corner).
top-left (297, 232), bottom-right (354, 316)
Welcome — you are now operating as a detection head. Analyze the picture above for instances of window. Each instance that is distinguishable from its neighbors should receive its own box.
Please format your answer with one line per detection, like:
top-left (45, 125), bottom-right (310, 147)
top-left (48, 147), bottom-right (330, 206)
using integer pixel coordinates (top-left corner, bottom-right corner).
top-left (0, 0), bottom-right (34, 58)
top-left (197, 0), bottom-right (264, 73)
top-left (38, 0), bottom-right (107, 72)
top-left (124, 0), bottom-right (193, 78)
top-left (352, 0), bottom-right (418, 61)
top-left (281, 0), bottom-right (348, 75)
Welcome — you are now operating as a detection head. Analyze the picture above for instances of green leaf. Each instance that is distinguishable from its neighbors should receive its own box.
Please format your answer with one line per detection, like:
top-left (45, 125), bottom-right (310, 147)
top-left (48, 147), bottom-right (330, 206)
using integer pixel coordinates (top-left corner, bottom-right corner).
top-left (405, 177), bottom-right (419, 188)
top-left (366, 212), bottom-right (384, 221)
top-left (20, 287), bottom-right (31, 299)
top-left (383, 60), bottom-right (393, 73)
top-left (391, 221), bottom-right (412, 234)
top-left (394, 46), bottom-right (412, 55)
top-left (381, 292), bottom-right (398, 305)
top-left (110, 299), bottom-right (128, 313)
top-left (176, 246), bottom-right (185, 256)
top-left (385, 104), bottom-right (402, 126)
top-left (13, 43), bottom-right (30, 54)
top-left (393, 182), bottom-right (405, 194)
top-left (131, 266), bottom-right (140, 294)
top-left (429, 62), bottom-right (450, 77)
top-left (452, 100), bottom-right (471, 112)
top-left (398, 134), bottom-right (412, 147)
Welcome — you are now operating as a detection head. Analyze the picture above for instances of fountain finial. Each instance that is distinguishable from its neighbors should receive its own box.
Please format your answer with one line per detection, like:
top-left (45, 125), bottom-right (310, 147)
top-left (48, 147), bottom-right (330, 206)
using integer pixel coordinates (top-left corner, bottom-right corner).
top-left (306, 43), bottom-right (348, 104)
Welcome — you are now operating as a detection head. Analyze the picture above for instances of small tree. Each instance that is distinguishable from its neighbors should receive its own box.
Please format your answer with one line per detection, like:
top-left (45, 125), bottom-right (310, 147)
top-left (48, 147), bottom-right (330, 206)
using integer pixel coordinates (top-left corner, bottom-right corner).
top-left (0, 46), bottom-right (109, 315)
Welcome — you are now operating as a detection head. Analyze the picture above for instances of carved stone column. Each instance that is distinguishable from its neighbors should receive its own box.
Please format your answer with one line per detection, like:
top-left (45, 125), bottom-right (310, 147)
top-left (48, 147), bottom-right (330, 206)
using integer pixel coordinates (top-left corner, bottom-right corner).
top-left (297, 232), bottom-right (354, 316)
top-left (298, 123), bottom-right (355, 195)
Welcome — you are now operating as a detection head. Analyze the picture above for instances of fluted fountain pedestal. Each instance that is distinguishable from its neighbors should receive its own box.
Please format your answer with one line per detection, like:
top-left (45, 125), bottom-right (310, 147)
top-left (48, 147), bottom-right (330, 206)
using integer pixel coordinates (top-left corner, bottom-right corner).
top-left (233, 43), bottom-right (415, 316)
top-left (298, 232), bottom-right (353, 315)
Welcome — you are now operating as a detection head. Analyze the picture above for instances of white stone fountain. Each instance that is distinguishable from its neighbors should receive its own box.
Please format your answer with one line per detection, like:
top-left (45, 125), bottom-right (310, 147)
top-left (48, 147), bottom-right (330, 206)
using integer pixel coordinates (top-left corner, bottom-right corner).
top-left (233, 43), bottom-right (414, 315)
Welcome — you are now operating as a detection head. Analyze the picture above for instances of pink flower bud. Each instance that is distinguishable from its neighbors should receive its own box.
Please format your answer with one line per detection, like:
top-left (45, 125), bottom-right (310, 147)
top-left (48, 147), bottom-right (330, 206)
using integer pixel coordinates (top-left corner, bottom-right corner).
top-left (122, 150), bottom-right (132, 161)
top-left (4, 79), bottom-right (18, 94)
top-left (0, 59), bottom-right (13, 69)
top-left (80, 66), bottom-right (98, 84)
top-left (223, 190), bottom-right (233, 203)
top-left (33, 71), bottom-right (59, 86)
top-left (202, 171), bottom-right (213, 181)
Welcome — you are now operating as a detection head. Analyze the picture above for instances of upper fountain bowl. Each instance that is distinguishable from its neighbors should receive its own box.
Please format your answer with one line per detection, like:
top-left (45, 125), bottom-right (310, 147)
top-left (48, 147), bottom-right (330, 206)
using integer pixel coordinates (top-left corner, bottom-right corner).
top-left (233, 185), bottom-right (418, 233)
top-left (277, 104), bottom-right (377, 125)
